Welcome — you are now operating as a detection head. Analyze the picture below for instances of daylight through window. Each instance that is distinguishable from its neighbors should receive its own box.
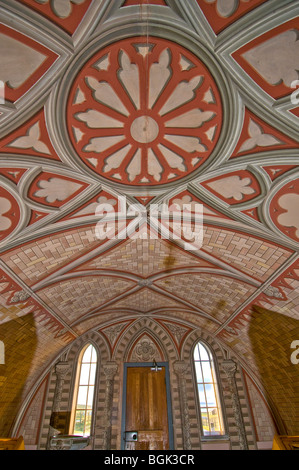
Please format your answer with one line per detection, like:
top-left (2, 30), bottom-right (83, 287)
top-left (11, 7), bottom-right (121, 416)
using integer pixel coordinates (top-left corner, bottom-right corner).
top-left (72, 344), bottom-right (97, 437)
top-left (194, 341), bottom-right (224, 437)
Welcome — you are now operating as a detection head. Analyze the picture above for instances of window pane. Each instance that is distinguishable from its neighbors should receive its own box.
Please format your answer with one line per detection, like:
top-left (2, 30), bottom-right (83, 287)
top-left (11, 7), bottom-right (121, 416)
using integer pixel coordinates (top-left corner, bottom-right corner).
top-left (82, 345), bottom-right (92, 363)
top-left (89, 363), bottom-right (96, 385)
top-left (84, 410), bottom-right (93, 436)
top-left (199, 343), bottom-right (210, 361)
top-left (195, 361), bottom-right (203, 383)
top-left (208, 408), bottom-right (222, 435)
top-left (79, 363), bottom-right (90, 385)
top-left (87, 386), bottom-right (94, 408)
top-left (77, 386), bottom-right (88, 408)
top-left (201, 408), bottom-right (210, 435)
top-left (74, 410), bottom-right (86, 435)
top-left (197, 384), bottom-right (206, 407)
top-left (91, 346), bottom-right (97, 363)
top-left (205, 384), bottom-right (217, 407)
top-left (201, 361), bottom-right (213, 382)
top-left (194, 344), bottom-right (200, 361)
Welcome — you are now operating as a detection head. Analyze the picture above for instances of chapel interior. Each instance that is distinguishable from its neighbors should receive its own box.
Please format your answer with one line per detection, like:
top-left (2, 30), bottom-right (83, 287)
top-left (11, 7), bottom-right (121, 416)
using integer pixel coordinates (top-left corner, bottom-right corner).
top-left (0, 0), bottom-right (298, 451)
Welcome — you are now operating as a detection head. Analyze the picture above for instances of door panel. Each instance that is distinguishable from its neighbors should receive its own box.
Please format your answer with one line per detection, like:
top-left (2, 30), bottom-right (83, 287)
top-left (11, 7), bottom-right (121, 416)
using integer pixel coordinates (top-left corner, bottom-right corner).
top-left (125, 366), bottom-right (169, 450)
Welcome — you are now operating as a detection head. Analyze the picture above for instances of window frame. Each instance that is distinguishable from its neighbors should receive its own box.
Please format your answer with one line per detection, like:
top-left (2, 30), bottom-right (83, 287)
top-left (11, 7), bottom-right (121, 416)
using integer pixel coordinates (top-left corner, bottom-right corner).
top-left (192, 340), bottom-right (227, 440)
top-left (69, 343), bottom-right (98, 438)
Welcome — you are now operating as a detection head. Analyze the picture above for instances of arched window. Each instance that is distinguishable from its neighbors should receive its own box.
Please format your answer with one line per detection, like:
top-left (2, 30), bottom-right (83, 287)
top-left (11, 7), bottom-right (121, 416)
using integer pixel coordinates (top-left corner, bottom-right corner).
top-left (194, 341), bottom-right (224, 437)
top-left (71, 344), bottom-right (98, 437)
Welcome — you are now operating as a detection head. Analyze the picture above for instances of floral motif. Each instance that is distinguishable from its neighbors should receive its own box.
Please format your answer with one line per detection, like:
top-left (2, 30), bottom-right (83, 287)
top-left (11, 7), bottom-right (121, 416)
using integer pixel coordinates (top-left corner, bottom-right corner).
top-left (204, 0), bottom-right (250, 18)
top-left (7, 122), bottom-right (51, 155)
top-left (263, 286), bottom-right (285, 300)
top-left (206, 175), bottom-right (256, 201)
top-left (33, 177), bottom-right (82, 203)
top-left (34, 0), bottom-right (86, 19)
top-left (131, 337), bottom-right (160, 362)
top-left (67, 37), bottom-right (222, 185)
top-left (277, 194), bottom-right (299, 240)
top-left (0, 188), bottom-right (20, 241)
top-left (74, 195), bottom-right (117, 217)
top-left (28, 173), bottom-right (88, 208)
top-left (9, 290), bottom-right (31, 304)
top-left (0, 197), bottom-right (12, 232)
top-left (170, 194), bottom-right (198, 212)
top-left (270, 179), bottom-right (299, 243)
top-left (237, 119), bottom-right (283, 153)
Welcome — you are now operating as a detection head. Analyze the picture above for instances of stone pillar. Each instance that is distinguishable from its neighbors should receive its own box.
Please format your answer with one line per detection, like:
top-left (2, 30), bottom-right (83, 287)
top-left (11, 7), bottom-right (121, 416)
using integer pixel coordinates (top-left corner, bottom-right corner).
top-left (102, 362), bottom-right (118, 450)
top-left (173, 361), bottom-right (191, 450)
top-left (222, 359), bottom-right (248, 450)
top-left (47, 361), bottom-right (70, 448)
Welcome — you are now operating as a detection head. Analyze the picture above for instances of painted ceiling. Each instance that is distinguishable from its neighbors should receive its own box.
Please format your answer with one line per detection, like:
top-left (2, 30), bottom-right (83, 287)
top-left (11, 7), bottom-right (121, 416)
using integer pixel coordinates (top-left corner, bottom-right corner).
top-left (0, 0), bottom-right (298, 432)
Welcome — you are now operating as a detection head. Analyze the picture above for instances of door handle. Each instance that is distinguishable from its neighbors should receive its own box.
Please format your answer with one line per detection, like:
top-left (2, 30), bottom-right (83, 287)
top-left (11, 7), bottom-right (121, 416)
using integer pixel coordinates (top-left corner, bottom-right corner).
top-left (124, 431), bottom-right (138, 442)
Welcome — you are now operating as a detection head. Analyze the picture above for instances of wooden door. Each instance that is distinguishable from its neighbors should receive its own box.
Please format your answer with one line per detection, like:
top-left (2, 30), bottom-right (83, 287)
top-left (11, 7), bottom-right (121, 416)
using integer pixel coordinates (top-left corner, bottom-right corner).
top-left (125, 366), bottom-right (169, 450)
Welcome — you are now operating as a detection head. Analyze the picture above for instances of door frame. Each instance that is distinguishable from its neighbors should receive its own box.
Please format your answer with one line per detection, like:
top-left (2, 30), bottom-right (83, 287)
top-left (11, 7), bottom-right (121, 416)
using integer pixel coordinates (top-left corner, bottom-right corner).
top-left (121, 362), bottom-right (174, 450)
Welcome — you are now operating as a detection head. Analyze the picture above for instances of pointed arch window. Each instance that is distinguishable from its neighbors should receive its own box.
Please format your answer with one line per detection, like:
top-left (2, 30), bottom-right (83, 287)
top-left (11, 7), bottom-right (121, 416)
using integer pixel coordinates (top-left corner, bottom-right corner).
top-left (71, 344), bottom-right (98, 437)
top-left (194, 341), bottom-right (225, 437)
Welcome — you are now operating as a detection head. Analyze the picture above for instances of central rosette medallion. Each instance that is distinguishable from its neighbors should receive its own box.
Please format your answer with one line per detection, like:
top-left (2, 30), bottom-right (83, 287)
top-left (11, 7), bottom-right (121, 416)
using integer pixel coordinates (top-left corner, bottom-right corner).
top-left (67, 37), bottom-right (223, 185)
top-left (130, 116), bottom-right (160, 144)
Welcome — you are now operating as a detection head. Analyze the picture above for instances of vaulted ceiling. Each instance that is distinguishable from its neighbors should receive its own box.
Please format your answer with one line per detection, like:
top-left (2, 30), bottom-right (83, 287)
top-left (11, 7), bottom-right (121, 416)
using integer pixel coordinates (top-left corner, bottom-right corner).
top-left (0, 0), bottom-right (298, 435)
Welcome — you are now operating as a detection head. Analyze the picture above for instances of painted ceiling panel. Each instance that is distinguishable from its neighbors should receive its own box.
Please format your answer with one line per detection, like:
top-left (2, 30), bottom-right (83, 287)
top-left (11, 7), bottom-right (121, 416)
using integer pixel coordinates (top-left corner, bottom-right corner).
top-left (18, 0), bottom-right (93, 34)
top-left (0, 24), bottom-right (58, 103)
top-left (233, 18), bottom-right (299, 100)
top-left (75, 236), bottom-right (219, 276)
top-left (37, 275), bottom-right (137, 324)
top-left (195, 0), bottom-right (268, 34)
top-left (1, 225), bottom-right (101, 285)
top-left (154, 273), bottom-right (256, 320)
